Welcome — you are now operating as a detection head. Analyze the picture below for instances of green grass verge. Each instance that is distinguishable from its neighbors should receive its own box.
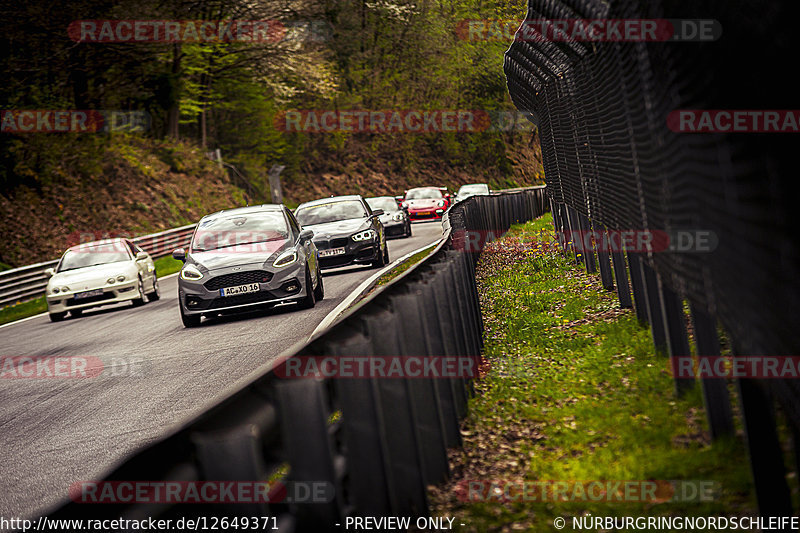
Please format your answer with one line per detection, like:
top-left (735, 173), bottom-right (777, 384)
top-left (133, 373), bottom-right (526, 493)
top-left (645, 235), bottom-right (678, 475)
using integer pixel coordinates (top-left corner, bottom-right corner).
top-left (375, 244), bottom-right (436, 286)
top-left (154, 255), bottom-right (184, 277)
top-left (0, 296), bottom-right (48, 326)
top-left (429, 213), bottom-right (755, 531)
top-left (0, 255), bottom-right (184, 326)
top-left (0, 261), bottom-right (12, 271)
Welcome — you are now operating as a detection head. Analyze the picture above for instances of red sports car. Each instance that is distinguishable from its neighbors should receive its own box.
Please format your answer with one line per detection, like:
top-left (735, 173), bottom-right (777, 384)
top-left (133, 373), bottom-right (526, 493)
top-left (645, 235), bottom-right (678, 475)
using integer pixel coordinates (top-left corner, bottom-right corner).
top-left (402, 187), bottom-right (451, 221)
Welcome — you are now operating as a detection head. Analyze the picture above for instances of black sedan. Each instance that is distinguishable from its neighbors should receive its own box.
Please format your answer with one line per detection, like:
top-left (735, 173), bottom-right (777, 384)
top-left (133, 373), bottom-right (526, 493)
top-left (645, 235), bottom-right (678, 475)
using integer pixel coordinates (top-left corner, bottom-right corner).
top-left (366, 196), bottom-right (412, 238)
top-left (172, 204), bottom-right (323, 327)
top-left (294, 195), bottom-right (389, 270)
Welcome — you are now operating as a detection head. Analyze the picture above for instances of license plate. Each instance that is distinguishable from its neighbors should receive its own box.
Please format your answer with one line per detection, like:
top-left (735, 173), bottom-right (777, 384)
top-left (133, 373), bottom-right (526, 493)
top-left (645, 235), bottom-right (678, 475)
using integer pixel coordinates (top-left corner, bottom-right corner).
top-left (74, 289), bottom-right (104, 300)
top-left (319, 247), bottom-right (346, 257)
top-left (220, 283), bottom-right (261, 297)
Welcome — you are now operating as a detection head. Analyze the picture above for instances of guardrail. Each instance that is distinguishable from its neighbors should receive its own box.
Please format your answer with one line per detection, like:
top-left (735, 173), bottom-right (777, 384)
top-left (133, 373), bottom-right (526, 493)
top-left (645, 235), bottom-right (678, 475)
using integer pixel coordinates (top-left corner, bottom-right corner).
top-left (41, 187), bottom-right (547, 529)
top-left (0, 224), bottom-right (196, 308)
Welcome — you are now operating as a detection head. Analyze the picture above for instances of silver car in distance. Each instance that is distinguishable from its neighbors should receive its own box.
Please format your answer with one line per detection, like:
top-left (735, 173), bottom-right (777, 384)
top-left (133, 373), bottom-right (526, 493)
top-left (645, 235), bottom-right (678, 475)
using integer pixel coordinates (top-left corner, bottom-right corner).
top-left (45, 238), bottom-right (159, 322)
top-left (172, 204), bottom-right (323, 328)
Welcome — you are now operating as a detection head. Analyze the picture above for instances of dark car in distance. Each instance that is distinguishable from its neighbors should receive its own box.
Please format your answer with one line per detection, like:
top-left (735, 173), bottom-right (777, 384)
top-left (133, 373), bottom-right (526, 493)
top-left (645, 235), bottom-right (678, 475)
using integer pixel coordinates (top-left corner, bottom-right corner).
top-left (366, 196), bottom-right (412, 238)
top-left (172, 204), bottom-right (323, 327)
top-left (294, 195), bottom-right (389, 270)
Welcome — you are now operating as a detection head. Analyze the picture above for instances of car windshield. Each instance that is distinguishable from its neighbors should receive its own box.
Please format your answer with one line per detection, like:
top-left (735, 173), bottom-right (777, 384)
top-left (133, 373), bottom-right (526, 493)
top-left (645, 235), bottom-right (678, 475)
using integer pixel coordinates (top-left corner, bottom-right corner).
top-left (458, 184), bottom-right (489, 195)
top-left (295, 200), bottom-right (367, 225)
top-left (406, 189), bottom-right (442, 200)
top-left (366, 198), bottom-right (399, 212)
top-left (191, 212), bottom-right (289, 252)
top-left (58, 243), bottom-right (130, 272)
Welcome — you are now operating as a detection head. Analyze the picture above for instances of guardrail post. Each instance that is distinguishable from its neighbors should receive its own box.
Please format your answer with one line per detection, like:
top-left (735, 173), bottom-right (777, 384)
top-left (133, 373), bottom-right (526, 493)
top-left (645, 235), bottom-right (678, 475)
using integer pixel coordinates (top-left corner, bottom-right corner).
top-left (275, 379), bottom-right (345, 529)
top-left (392, 290), bottom-right (450, 485)
top-left (361, 309), bottom-right (429, 517)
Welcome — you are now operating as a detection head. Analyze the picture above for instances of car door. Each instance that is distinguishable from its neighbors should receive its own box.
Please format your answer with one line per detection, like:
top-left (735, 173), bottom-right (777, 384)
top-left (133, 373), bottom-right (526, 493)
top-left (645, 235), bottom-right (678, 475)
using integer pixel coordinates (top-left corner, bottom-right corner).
top-left (127, 240), bottom-right (154, 285)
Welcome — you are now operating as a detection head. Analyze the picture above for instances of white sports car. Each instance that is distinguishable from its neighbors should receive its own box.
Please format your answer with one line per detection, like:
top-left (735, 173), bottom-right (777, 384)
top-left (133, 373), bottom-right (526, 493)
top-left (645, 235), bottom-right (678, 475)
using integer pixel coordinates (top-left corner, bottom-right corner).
top-left (44, 238), bottom-right (159, 322)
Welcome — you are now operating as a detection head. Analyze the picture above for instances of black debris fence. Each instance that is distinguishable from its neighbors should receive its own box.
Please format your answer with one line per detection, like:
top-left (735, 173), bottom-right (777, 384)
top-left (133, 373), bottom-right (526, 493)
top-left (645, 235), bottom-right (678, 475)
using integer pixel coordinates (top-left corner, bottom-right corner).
top-left (42, 187), bottom-right (547, 530)
top-left (504, 0), bottom-right (799, 519)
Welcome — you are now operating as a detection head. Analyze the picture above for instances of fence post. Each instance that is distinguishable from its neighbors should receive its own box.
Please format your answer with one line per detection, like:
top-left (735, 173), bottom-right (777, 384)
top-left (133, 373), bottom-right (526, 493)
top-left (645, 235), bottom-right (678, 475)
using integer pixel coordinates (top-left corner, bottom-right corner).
top-left (658, 282), bottom-right (694, 395)
top-left (626, 252), bottom-right (648, 322)
top-left (594, 222), bottom-right (615, 291)
top-left (689, 302), bottom-right (734, 440)
top-left (640, 260), bottom-right (668, 353)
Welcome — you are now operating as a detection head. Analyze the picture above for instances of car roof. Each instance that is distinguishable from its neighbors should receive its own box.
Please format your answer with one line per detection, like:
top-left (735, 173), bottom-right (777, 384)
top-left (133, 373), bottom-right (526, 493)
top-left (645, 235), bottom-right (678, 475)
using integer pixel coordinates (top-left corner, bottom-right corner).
top-left (407, 186), bottom-right (440, 191)
top-left (297, 195), bottom-right (364, 208)
top-left (200, 204), bottom-right (284, 220)
top-left (365, 196), bottom-right (396, 201)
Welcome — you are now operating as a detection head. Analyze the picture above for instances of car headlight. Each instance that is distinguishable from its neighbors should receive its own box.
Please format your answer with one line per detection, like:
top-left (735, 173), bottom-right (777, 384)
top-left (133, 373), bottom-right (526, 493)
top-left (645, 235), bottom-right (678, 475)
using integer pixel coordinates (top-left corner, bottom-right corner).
top-left (273, 250), bottom-right (298, 268)
top-left (51, 287), bottom-right (60, 294)
top-left (437, 200), bottom-right (446, 207)
top-left (352, 229), bottom-right (376, 242)
top-left (107, 277), bottom-right (116, 284)
top-left (61, 286), bottom-right (70, 292)
top-left (180, 264), bottom-right (204, 281)
top-left (392, 213), bottom-right (403, 221)
top-left (117, 275), bottom-right (126, 282)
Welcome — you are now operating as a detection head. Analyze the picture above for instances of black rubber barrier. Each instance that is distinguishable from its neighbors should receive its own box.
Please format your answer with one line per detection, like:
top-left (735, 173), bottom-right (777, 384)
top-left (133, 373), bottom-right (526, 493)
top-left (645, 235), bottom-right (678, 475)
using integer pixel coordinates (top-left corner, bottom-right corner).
top-left (41, 187), bottom-right (547, 530)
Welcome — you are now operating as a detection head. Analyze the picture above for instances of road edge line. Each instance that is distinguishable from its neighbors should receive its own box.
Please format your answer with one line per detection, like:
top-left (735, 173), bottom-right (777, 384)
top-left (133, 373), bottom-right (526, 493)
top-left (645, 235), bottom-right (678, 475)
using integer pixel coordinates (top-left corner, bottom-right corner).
top-left (308, 239), bottom-right (440, 341)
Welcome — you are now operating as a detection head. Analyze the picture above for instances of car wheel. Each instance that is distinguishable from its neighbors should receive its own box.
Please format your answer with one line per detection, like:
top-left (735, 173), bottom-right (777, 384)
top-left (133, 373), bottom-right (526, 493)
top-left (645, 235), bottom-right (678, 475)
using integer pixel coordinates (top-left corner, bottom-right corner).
top-left (70, 309), bottom-right (83, 318)
top-left (49, 312), bottom-right (66, 322)
top-left (313, 267), bottom-right (324, 301)
top-left (371, 243), bottom-right (388, 268)
top-left (147, 275), bottom-right (160, 302)
top-left (299, 267), bottom-right (316, 309)
top-left (383, 244), bottom-right (390, 264)
top-left (404, 221), bottom-right (412, 238)
top-left (180, 303), bottom-right (201, 327)
top-left (132, 277), bottom-right (146, 307)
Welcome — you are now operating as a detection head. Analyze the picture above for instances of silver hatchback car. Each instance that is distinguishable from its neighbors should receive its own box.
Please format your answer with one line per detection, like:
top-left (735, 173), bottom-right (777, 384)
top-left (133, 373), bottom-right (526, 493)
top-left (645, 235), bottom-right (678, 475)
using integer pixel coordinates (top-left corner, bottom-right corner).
top-left (172, 204), bottom-right (323, 327)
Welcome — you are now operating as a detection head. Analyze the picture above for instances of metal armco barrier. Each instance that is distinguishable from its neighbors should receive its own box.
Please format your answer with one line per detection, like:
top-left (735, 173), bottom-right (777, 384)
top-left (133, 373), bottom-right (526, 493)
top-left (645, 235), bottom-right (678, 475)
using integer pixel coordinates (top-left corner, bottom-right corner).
top-left (42, 187), bottom-right (547, 530)
top-left (0, 224), bottom-right (196, 308)
top-left (504, 0), bottom-right (798, 519)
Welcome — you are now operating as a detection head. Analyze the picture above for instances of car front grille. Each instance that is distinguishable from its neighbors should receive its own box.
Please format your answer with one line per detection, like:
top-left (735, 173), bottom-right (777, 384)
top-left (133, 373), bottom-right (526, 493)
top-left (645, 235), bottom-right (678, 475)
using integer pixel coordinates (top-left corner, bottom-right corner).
top-left (315, 237), bottom-right (350, 250)
top-left (204, 270), bottom-right (273, 291)
top-left (66, 293), bottom-right (114, 306)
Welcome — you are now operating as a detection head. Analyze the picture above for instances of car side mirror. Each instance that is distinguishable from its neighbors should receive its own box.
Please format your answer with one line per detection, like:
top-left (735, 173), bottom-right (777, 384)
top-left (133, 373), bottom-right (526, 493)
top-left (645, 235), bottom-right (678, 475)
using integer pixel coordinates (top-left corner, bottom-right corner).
top-left (372, 209), bottom-right (384, 217)
top-left (135, 251), bottom-right (148, 261)
top-left (172, 248), bottom-right (186, 262)
top-left (299, 229), bottom-right (314, 242)
top-left (44, 267), bottom-right (55, 277)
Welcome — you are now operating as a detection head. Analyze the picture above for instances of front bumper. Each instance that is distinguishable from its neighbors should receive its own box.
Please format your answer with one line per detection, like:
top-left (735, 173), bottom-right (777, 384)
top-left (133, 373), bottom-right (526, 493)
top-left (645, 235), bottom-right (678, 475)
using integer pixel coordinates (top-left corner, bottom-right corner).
top-left (179, 262), bottom-right (308, 316)
top-left (314, 237), bottom-right (381, 269)
top-left (46, 279), bottom-right (139, 313)
top-left (409, 208), bottom-right (445, 220)
top-left (383, 220), bottom-right (407, 237)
